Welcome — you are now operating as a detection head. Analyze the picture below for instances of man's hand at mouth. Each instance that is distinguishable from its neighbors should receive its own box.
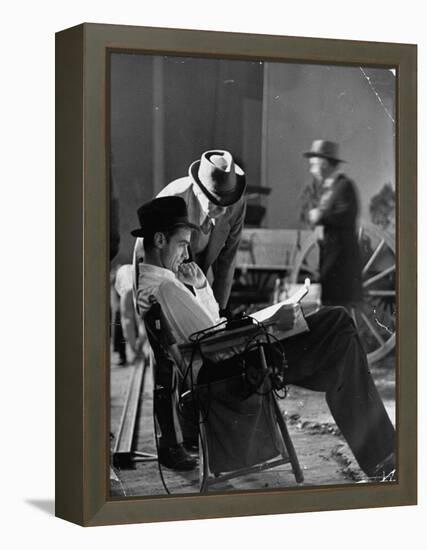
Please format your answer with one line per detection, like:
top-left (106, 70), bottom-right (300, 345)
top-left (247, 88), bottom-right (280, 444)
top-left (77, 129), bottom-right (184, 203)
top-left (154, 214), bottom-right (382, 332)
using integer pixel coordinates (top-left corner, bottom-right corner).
top-left (177, 262), bottom-right (207, 289)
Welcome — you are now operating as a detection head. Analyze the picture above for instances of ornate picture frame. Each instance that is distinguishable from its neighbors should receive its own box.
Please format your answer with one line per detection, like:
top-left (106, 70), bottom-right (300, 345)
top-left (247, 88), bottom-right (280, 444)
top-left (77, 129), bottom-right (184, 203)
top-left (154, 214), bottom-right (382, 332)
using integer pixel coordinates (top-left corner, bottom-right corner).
top-left (55, 23), bottom-right (417, 526)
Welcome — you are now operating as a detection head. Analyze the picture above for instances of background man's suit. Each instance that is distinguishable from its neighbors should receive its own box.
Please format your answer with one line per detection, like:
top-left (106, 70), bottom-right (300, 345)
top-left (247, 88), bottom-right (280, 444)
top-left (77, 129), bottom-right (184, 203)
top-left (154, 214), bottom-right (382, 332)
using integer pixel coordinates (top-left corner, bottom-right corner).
top-left (317, 173), bottom-right (362, 306)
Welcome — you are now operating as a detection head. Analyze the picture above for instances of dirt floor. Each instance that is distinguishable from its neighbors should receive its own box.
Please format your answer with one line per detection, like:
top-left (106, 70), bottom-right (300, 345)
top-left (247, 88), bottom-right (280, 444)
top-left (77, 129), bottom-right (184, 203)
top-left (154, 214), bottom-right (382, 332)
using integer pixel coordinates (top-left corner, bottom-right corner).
top-left (109, 351), bottom-right (395, 497)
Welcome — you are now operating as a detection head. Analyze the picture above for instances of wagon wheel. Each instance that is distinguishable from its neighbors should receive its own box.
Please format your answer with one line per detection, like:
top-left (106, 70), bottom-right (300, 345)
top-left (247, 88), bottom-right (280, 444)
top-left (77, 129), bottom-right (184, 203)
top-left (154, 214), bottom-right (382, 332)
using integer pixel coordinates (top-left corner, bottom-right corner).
top-left (290, 221), bottom-right (396, 364)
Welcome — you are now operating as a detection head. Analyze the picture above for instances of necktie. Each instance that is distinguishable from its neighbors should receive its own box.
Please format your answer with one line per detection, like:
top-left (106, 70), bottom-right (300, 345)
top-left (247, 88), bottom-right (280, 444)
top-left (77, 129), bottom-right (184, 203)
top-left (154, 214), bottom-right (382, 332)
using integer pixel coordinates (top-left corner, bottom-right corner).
top-left (200, 216), bottom-right (213, 234)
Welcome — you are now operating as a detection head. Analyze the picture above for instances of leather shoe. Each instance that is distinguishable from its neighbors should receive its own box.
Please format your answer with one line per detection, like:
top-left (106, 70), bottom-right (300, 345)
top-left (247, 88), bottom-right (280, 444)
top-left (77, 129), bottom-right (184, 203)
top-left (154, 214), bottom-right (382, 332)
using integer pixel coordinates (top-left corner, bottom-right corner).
top-left (158, 444), bottom-right (197, 471)
top-left (183, 437), bottom-right (199, 453)
top-left (371, 452), bottom-right (396, 481)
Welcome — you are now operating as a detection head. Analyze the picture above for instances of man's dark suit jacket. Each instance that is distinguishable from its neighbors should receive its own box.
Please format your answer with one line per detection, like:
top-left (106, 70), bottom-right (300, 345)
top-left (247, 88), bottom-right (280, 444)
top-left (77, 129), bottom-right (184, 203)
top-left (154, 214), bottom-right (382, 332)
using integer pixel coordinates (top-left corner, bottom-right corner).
top-left (317, 173), bottom-right (362, 305)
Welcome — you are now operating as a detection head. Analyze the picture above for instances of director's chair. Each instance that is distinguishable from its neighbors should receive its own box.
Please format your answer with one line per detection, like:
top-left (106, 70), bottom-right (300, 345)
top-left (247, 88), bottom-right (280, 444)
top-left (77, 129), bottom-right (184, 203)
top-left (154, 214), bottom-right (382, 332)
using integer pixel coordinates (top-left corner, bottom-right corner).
top-left (144, 299), bottom-right (304, 493)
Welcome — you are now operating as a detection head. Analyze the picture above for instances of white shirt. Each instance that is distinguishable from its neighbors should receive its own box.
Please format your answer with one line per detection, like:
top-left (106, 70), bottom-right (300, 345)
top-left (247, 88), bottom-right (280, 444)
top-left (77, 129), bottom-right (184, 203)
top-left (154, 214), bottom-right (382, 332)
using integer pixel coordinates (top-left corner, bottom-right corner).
top-left (137, 263), bottom-right (222, 345)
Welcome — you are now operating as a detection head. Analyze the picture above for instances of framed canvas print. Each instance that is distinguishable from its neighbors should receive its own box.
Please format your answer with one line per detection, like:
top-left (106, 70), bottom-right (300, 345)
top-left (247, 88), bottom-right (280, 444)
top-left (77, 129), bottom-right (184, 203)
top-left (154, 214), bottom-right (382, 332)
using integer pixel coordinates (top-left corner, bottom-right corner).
top-left (55, 23), bottom-right (417, 526)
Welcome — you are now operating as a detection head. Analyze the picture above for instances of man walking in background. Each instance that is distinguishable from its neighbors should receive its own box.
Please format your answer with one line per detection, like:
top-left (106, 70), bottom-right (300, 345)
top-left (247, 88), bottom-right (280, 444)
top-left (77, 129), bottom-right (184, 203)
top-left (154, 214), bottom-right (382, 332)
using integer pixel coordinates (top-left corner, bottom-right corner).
top-left (302, 140), bottom-right (363, 310)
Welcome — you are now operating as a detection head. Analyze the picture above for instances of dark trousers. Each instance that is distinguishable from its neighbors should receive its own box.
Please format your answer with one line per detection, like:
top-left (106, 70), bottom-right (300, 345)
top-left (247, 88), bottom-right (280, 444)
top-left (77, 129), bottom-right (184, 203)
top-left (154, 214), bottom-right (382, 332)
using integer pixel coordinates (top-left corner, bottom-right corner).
top-left (153, 306), bottom-right (395, 472)
top-left (282, 306), bottom-right (395, 476)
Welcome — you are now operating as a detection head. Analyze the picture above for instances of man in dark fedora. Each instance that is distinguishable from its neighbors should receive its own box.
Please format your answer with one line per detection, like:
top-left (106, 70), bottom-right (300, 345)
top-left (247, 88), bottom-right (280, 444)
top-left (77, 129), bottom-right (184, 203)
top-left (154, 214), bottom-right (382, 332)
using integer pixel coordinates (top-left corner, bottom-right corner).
top-left (131, 196), bottom-right (203, 471)
top-left (134, 149), bottom-right (246, 313)
top-left (302, 140), bottom-right (362, 309)
top-left (133, 196), bottom-right (396, 481)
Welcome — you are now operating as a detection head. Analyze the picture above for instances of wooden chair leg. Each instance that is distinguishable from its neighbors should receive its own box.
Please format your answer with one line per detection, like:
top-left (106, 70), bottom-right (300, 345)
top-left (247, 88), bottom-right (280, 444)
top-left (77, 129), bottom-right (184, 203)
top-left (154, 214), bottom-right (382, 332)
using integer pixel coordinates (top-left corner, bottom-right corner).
top-left (198, 420), bottom-right (210, 493)
top-left (273, 397), bottom-right (304, 483)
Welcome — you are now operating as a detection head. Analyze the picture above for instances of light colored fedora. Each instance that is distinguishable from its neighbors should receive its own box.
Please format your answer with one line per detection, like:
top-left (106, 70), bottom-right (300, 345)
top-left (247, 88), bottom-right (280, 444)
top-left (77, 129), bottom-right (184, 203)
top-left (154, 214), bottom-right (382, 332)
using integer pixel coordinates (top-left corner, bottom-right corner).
top-left (189, 150), bottom-right (246, 207)
top-left (303, 140), bottom-right (345, 163)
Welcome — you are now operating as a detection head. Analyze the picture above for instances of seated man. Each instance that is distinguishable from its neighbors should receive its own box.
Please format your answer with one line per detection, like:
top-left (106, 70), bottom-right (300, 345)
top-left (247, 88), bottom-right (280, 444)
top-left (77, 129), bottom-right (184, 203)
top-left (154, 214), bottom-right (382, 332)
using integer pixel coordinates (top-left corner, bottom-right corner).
top-left (133, 196), bottom-right (396, 481)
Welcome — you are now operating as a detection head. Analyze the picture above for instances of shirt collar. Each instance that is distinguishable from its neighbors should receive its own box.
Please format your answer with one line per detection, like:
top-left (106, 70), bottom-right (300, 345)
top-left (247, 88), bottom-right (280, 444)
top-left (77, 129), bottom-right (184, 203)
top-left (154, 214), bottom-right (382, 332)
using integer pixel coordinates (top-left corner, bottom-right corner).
top-left (139, 262), bottom-right (177, 281)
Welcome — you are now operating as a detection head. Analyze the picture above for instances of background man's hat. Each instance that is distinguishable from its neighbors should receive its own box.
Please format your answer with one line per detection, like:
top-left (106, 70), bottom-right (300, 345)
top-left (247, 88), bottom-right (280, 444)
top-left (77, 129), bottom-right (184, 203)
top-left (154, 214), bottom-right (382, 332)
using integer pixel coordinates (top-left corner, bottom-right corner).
top-left (303, 140), bottom-right (345, 163)
top-left (189, 150), bottom-right (246, 207)
top-left (131, 196), bottom-right (200, 238)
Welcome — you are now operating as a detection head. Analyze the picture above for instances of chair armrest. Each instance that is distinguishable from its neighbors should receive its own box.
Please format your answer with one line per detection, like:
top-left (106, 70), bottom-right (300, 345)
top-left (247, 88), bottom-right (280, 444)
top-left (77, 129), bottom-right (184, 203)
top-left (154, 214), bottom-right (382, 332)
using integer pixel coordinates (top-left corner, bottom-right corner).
top-left (192, 324), bottom-right (263, 358)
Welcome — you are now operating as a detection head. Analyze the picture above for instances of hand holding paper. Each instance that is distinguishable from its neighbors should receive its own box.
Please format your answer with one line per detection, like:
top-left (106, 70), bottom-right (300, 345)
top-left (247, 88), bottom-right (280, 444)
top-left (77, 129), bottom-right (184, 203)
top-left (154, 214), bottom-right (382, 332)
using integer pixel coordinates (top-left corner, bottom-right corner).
top-left (250, 278), bottom-right (311, 338)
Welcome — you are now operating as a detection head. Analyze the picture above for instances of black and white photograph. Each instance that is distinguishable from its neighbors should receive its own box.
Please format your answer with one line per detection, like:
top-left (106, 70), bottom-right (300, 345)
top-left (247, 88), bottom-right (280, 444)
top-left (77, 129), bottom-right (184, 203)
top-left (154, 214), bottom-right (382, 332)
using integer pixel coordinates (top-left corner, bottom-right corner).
top-left (3, 0), bottom-right (422, 541)
top-left (108, 52), bottom-right (397, 497)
